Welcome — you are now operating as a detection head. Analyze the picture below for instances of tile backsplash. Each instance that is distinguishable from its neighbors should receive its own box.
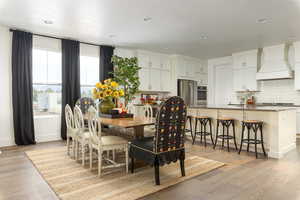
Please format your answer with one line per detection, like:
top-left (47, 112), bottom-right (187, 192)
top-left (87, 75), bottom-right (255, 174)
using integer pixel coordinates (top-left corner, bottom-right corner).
top-left (255, 79), bottom-right (300, 105)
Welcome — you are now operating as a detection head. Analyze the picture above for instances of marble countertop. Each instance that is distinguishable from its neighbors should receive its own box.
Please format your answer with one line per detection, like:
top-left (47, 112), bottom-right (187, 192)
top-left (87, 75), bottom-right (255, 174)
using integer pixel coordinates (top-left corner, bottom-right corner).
top-left (189, 104), bottom-right (298, 112)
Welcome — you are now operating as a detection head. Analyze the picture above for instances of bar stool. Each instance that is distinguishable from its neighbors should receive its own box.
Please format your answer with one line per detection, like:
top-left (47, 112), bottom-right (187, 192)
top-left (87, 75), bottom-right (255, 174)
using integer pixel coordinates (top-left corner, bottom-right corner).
top-left (213, 118), bottom-right (238, 152)
top-left (238, 120), bottom-right (267, 158)
top-left (185, 115), bottom-right (194, 139)
top-left (193, 116), bottom-right (214, 146)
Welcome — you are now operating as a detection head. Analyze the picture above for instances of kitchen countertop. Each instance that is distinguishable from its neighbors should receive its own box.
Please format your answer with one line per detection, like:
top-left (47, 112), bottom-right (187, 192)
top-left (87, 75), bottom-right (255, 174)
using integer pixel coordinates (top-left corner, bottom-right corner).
top-left (189, 104), bottom-right (297, 112)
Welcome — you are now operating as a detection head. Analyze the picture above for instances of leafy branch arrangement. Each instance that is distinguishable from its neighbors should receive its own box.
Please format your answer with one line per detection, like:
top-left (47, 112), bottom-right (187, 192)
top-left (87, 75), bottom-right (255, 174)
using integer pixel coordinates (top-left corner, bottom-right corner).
top-left (111, 55), bottom-right (141, 106)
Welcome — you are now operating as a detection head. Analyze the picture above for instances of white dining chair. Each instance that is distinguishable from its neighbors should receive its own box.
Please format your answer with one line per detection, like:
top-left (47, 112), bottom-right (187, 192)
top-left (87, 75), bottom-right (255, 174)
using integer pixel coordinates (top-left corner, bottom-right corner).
top-left (74, 105), bottom-right (91, 166)
top-left (143, 104), bottom-right (155, 137)
top-left (65, 104), bottom-right (77, 158)
top-left (88, 106), bottom-right (129, 176)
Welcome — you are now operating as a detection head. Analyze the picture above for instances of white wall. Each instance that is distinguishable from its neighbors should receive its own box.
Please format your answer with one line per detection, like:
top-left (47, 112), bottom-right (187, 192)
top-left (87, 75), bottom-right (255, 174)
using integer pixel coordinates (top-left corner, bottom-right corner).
top-left (0, 25), bottom-right (14, 147)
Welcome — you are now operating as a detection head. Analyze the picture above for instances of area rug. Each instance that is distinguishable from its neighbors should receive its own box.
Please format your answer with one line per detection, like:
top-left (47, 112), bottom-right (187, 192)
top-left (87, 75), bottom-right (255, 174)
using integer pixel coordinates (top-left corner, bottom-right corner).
top-left (26, 147), bottom-right (225, 200)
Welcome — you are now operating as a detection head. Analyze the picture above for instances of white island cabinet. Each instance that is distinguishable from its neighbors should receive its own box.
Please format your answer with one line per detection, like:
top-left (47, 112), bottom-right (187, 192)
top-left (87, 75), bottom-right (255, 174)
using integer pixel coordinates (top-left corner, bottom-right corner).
top-left (188, 105), bottom-right (296, 159)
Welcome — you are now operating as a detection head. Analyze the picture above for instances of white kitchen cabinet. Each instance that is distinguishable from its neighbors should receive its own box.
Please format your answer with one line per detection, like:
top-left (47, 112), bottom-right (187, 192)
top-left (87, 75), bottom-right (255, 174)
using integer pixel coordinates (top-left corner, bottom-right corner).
top-left (296, 109), bottom-right (300, 134)
top-left (139, 68), bottom-right (150, 91)
top-left (137, 51), bottom-right (172, 92)
top-left (149, 54), bottom-right (161, 69)
top-left (149, 68), bottom-right (161, 91)
top-left (138, 52), bottom-right (150, 69)
top-left (160, 56), bottom-right (171, 71)
top-left (232, 50), bottom-right (258, 91)
top-left (160, 70), bottom-right (171, 91)
top-left (294, 42), bottom-right (300, 90)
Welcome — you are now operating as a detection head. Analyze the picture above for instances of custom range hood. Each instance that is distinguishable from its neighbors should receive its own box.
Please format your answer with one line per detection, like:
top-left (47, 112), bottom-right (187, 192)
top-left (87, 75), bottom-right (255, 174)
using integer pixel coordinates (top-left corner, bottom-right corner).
top-left (256, 44), bottom-right (294, 80)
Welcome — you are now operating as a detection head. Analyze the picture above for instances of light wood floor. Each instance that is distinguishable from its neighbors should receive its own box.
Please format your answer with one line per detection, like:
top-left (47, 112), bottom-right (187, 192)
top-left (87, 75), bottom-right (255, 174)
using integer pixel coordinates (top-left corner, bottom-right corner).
top-left (1, 139), bottom-right (300, 200)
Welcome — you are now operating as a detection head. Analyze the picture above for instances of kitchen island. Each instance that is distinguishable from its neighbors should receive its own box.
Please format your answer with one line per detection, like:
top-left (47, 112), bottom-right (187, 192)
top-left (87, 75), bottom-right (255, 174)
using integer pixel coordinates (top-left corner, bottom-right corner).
top-left (188, 105), bottom-right (297, 159)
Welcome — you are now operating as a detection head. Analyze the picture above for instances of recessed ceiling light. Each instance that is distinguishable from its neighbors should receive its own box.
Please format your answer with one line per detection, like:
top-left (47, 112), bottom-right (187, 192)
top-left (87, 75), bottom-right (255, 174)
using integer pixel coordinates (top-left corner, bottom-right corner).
top-left (143, 17), bottom-right (152, 22)
top-left (200, 35), bottom-right (208, 40)
top-left (256, 18), bottom-right (269, 24)
top-left (43, 20), bottom-right (53, 25)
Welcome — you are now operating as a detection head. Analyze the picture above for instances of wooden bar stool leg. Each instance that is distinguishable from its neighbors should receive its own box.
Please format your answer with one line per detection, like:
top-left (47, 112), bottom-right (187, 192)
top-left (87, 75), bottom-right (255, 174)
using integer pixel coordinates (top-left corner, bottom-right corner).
top-left (222, 122), bottom-right (225, 149)
top-left (247, 126), bottom-right (250, 152)
top-left (200, 120), bottom-right (203, 143)
top-left (238, 123), bottom-right (245, 154)
top-left (226, 124), bottom-right (230, 152)
top-left (192, 118), bottom-right (198, 145)
top-left (260, 124), bottom-right (267, 157)
top-left (204, 120), bottom-right (207, 147)
top-left (213, 120), bottom-right (219, 149)
top-left (189, 117), bottom-right (193, 139)
top-left (254, 125), bottom-right (258, 158)
top-left (209, 119), bottom-right (214, 145)
top-left (232, 121), bottom-right (238, 150)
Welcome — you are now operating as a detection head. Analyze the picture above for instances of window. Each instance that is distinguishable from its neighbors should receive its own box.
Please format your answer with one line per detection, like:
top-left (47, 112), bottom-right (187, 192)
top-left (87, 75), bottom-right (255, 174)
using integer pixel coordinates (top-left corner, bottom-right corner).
top-left (32, 49), bottom-right (62, 115)
top-left (80, 44), bottom-right (100, 97)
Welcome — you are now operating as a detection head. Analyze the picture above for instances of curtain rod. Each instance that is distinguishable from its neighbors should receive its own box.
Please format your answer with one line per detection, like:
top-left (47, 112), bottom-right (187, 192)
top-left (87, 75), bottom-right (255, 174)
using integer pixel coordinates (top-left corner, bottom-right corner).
top-left (9, 28), bottom-right (113, 48)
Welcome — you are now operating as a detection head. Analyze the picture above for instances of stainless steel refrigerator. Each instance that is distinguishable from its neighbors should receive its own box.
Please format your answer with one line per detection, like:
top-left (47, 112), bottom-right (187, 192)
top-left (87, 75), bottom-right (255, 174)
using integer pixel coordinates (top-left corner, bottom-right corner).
top-left (177, 79), bottom-right (197, 106)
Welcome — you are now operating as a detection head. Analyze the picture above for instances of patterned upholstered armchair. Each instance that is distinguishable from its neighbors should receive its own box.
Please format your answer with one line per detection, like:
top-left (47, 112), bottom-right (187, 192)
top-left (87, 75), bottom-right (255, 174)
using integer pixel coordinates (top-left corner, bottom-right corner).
top-left (129, 96), bottom-right (187, 185)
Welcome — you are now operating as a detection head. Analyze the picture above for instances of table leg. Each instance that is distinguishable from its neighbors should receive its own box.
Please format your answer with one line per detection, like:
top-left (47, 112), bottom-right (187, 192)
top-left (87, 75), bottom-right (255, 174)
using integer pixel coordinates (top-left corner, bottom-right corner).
top-left (133, 126), bottom-right (144, 139)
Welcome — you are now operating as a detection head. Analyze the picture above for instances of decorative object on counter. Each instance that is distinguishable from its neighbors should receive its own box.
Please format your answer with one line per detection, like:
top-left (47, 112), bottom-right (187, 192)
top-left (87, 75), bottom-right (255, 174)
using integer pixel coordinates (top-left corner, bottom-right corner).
top-left (236, 89), bottom-right (258, 105)
top-left (92, 78), bottom-right (125, 114)
top-left (111, 55), bottom-right (141, 106)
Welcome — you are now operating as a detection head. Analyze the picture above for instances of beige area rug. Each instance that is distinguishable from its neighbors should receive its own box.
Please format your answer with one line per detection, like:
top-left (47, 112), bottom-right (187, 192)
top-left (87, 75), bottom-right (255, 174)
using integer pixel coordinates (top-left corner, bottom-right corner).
top-left (26, 147), bottom-right (225, 200)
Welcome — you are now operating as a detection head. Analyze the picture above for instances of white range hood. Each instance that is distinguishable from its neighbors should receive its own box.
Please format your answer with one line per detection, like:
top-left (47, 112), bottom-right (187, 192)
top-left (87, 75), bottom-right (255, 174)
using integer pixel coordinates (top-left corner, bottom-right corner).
top-left (256, 44), bottom-right (294, 80)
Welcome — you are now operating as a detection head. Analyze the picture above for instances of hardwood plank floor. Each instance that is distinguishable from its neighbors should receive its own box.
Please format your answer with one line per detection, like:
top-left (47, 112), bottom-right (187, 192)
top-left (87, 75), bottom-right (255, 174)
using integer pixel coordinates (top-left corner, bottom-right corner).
top-left (1, 139), bottom-right (300, 200)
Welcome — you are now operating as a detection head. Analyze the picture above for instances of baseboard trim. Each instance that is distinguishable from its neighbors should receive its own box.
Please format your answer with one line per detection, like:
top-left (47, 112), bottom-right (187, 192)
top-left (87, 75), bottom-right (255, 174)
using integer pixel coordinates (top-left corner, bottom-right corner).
top-left (268, 143), bottom-right (296, 159)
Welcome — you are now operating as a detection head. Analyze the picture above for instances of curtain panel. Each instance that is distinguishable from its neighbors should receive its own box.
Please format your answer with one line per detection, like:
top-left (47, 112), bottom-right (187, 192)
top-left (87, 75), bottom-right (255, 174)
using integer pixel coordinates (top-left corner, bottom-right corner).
top-left (61, 39), bottom-right (81, 140)
top-left (11, 30), bottom-right (36, 145)
top-left (99, 45), bottom-right (115, 81)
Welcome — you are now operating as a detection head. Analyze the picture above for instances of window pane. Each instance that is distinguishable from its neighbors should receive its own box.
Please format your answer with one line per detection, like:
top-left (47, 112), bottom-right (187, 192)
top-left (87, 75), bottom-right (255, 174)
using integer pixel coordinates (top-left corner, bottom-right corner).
top-left (81, 86), bottom-right (94, 98)
top-left (80, 56), bottom-right (99, 86)
top-left (80, 56), bottom-right (99, 97)
top-left (33, 84), bottom-right (62, 115)
top-left (33, 49), bottom-right (47, 83)
top-left (47, 51), bottom-right (62, 84)
top-left (32, 48), bottom-right (62, 115)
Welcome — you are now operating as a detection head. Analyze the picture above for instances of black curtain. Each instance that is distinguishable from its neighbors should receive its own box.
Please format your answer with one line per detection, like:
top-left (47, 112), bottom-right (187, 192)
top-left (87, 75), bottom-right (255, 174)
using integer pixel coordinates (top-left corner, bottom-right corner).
top-left (61, 39), bottom-right (81, 140)
top-left (11, 30), bottom-right (36, 145)
top-left (100, 45), bottom-right (115, 81)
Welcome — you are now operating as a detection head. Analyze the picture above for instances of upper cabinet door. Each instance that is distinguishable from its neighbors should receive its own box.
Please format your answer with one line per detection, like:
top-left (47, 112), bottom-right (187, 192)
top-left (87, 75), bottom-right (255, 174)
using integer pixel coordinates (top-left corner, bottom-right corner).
top-left (139, 68), bottom-right (150, 91)
top-left (149, 54), bottom-right (161, 69)
top-left (160, 70), bottom-right (171, 92)
top-left (150, 68), bottom-right (161, 91)
top-left (160, 56), bottom-right (171, 71)
top-left (233, 50), bottom-right (258, 69)
top-left (138, 52), bottom-right (150, 69)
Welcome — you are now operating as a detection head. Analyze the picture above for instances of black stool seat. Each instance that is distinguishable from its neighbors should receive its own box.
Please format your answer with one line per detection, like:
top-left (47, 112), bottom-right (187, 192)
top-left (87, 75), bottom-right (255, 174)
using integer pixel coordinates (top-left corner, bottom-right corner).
top-left (193, 116), bottom-right (214, 146)
top-left (213, 118), bottom-right (238, 152)
top-left (238, 120), bottom-right (267, 158)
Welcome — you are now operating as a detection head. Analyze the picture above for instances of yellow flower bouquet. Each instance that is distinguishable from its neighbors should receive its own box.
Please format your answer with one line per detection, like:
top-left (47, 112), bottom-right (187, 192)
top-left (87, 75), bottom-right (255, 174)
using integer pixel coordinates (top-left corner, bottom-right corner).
top-left (92, 79), bottom-right (124, 114)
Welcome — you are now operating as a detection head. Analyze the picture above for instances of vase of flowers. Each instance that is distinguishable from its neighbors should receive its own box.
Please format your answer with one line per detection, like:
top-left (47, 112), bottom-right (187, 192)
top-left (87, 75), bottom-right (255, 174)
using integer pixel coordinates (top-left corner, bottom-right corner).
top-left (92, 79), bottom-right (124, 114)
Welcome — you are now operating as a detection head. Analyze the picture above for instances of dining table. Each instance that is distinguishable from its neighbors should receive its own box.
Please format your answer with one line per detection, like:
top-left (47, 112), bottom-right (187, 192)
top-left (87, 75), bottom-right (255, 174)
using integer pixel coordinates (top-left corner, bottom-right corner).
top-left (84, 115), bottom-right (155, 139)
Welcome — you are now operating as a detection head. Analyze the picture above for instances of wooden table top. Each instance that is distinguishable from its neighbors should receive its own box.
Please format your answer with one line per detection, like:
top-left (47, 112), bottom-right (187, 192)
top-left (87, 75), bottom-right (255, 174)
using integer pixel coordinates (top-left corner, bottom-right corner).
top-left (99, 117), bottom-right (155, 128)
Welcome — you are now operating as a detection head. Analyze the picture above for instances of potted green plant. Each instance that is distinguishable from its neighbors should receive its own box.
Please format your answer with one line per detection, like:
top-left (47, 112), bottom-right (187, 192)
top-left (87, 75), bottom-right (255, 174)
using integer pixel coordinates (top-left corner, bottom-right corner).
top-left (111, 55), bottom-right (141, 106)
